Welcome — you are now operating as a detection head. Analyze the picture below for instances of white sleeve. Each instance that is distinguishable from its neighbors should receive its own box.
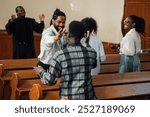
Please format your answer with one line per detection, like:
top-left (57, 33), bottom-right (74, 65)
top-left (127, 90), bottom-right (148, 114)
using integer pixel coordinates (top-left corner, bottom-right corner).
top-left (42, 30), bottom-right (55, 47)
top-left (98, 39), bottom-right (106, 62)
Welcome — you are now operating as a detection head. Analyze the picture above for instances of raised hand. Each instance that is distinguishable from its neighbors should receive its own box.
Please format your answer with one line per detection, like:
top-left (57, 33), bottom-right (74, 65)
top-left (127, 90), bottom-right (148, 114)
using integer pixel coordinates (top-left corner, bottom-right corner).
top-left (10, 14), bottom-right (16, 22)
top-left (54, 28), bottom-right (66, 41)
top-left (39, 14), bottom-right (45, 22)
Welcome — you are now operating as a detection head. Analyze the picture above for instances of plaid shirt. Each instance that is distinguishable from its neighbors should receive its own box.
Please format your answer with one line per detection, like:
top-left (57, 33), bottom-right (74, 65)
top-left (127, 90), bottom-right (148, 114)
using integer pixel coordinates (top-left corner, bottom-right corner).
top-left (39, 43), bottom-right (97, 100)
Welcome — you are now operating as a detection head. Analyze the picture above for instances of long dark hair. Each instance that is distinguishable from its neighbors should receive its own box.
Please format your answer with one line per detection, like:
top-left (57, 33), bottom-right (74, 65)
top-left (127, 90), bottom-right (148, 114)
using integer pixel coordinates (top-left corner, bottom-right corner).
top-left (129, 15), bottom-right (145, 35)
top-left (81, 17), bottom-right (98, 43)
top-left (81, 17), bottom-right (97, 34)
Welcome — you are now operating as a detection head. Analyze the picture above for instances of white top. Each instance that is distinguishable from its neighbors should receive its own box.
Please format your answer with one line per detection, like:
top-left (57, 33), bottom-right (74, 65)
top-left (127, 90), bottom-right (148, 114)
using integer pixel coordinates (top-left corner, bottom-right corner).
top-left (38, 25), bottom-right (66, 64)
top-left (120, 28), bottom-right (141, 56)
top-left (81, 34), bottom-right (106, 75)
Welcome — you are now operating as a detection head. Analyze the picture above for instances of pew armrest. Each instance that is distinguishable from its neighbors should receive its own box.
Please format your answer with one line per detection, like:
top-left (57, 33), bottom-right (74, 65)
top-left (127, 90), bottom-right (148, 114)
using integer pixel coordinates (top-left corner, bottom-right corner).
top-left (29, 83), bottom-right (43, 100)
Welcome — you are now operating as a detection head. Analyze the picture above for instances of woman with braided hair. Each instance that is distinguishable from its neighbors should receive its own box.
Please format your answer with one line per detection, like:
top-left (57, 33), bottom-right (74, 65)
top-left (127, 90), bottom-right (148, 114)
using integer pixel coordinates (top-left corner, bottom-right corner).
top-left (81, 17), bottom-right (106, 75)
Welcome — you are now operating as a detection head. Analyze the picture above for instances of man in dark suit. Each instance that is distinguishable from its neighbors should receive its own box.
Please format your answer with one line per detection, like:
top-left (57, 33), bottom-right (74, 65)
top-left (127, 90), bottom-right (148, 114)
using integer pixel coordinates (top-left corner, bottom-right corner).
top-left (5, 6), bottom-right (45, 59)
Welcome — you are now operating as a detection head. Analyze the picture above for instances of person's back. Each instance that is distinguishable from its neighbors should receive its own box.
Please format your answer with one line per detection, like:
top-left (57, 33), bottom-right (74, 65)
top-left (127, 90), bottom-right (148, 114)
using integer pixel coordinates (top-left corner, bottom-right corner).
top-left (88, 34), bottom-right (105, 75)
top-left (81, 17), bottom-right (106, 75)
top-left (51, 43), bottom-right (97, 99)
top-left (34, 20), bottom-right (97, 100)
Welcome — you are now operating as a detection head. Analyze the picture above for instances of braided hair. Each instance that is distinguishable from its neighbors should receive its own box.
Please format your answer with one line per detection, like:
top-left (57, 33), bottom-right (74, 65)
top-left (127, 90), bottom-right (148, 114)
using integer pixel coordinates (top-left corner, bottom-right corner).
top-left (81, 17), bottom-right (98, 43)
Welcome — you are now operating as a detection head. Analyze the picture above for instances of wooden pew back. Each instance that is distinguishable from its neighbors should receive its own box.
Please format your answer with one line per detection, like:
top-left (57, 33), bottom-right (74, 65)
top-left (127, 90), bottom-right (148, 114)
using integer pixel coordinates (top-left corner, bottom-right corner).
top-left (0, 58), bottom-right (38, 70)
top-left (100, 53), bottom-right (150, 74)
top-left (95, 82), bottom-right (150, 100)
top-left (0, 58), bottom-right (38, 99)
top-left (29, 71), bottom-right (150, 100)
top-left (10, 71), bottom-right (60, 100)
top-left (5, 53), bottom-right (150, 100)
top-left (0, 58), bottom-right (38, 78)
top-left (10, 70), bottom-right (39, 99)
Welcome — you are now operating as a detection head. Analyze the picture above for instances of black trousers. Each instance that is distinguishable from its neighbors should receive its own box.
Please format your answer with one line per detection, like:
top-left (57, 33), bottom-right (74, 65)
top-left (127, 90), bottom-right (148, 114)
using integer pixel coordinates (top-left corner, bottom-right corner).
top-left (13, 42), bottom-right (35, 59)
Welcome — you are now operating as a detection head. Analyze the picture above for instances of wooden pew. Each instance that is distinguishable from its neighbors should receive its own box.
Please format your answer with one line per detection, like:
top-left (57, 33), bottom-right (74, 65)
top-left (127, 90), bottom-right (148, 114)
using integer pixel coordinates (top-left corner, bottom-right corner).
top-left (0, 58), bottom-right (38, 72)
top-left (29, 71), bottom-right (150, 100)
top-left (1, 69), bottom-right (40, 99)
top-left (102, 42), bottom-right (119, 54)
top-left (9, 71), bottom-right (60, 100)
top-left (100, 53), bottom-right (150, 74)
top-left (29, 84), bottom-right (59, 100)
top-left (0, 58), bottom-right (38, 99)
top-left (7, 53), bottom-right (150, 100)
top-left (93, 72), bottom-right (150, 99)
top-left (95, 82), bottom-right (150, 100)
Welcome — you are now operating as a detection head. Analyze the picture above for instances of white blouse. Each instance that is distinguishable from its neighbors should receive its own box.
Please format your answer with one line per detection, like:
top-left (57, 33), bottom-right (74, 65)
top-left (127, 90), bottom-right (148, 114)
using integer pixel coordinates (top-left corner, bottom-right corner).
top-left (119, 28), bottom-right (141, 56)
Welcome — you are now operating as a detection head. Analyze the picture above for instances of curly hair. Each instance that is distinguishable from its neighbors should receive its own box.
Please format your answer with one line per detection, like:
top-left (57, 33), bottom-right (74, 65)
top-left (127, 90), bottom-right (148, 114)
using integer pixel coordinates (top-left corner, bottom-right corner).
top-left (129, 15), bottom-right (145, 34)
top-left (81, 17), bottom-right (97, 34)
